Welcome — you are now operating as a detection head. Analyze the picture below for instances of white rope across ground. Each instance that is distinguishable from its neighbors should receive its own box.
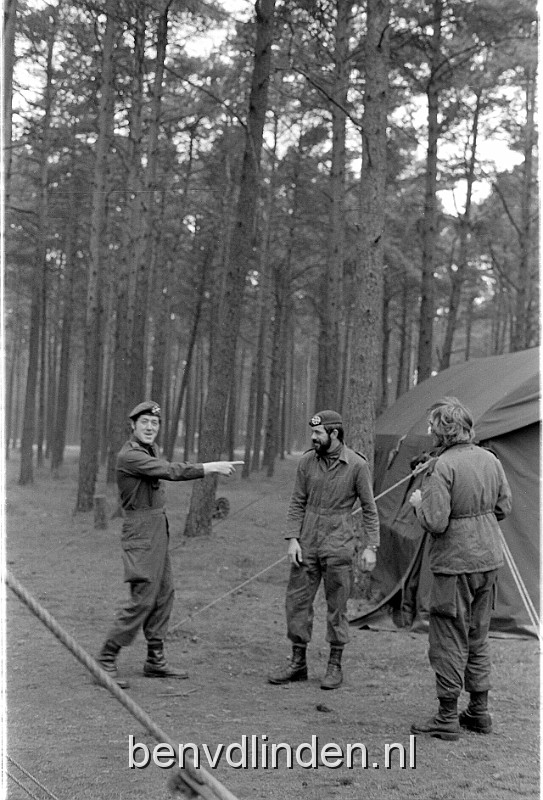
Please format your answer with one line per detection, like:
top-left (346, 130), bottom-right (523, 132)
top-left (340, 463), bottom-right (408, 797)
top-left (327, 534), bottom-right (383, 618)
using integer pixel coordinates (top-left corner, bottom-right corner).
top-left (6, 571), bottom-right (239, 800)
top-left (168, 556), bottom-right (288, 636)
top-left (168, 461), bottom-right (434, 637)
top-left (168, 459), bottom-right (539, 643)
top-left (7, 756), bottom-right (63, 800)
top-left (7, 771), bottom-right (43, 800)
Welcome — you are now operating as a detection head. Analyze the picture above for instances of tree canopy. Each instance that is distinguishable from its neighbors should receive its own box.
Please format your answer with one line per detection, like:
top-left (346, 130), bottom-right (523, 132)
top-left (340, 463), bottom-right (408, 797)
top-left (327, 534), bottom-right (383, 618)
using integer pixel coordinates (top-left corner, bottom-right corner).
top-left (4, 0), bottom-right (538, 521)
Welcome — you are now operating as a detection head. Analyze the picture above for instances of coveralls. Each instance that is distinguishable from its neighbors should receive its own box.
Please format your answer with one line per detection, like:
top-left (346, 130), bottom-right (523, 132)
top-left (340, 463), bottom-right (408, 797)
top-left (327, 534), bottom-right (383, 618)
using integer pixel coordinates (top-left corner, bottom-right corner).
top-left (285, 444), bottom-right (380, 646)
top-left (414, 443), bottom-right (512, 700)
top-left (106, 437), bottom-right (204, 647)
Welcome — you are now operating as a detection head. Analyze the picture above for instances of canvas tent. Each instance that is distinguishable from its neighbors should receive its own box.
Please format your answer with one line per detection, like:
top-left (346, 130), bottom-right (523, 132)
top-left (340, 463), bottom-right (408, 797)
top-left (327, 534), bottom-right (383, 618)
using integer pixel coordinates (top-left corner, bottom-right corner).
top-left (351, 347), bottom-right (540, 638)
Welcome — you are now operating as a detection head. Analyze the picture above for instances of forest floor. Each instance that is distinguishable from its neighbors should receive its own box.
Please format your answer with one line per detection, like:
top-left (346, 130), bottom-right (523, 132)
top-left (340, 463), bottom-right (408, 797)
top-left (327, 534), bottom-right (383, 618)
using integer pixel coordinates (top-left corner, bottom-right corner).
top-left (4, 448), bottom-right (540, 800)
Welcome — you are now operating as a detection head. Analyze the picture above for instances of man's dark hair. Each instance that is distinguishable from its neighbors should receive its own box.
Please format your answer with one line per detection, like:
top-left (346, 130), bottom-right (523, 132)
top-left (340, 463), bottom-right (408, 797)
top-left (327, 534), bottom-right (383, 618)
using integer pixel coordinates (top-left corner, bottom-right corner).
top-left (324, 424), bottom-right (344, 443)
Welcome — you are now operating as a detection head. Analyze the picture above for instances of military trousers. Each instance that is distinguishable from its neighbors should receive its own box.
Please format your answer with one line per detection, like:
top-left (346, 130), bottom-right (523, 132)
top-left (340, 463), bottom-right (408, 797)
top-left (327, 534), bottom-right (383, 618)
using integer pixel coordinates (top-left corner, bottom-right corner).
top-left (108, 509), bottom-right (174, 647)
top-left (285, 552), bottom-right (353, 646)
top-left (428, 569), bottom-right (498, 700)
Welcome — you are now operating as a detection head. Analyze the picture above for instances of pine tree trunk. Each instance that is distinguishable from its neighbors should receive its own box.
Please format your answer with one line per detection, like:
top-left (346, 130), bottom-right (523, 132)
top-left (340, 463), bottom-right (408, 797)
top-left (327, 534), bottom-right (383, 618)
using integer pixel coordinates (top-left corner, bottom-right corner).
top-left (76, 1), bottom-right (115, 510)
top-left (251, 295), bottom-right (269, 473)
top-left (184, 0), bottom-right (276, 537)
top-left (243, 356), bottom-right (258, 477)
top-left (243, 118), bottom-right (277, 477)
top-left (512, 67), bottom-right (536, 351)
top-left (164, 243), bottom-right (212, 460)
top-left (152, 125), bottom-right (198, 423)
top-left (379, 289), bottom-right (390, 412)
top-left (225, 358), bottom-right (239, 462)
top-left (51, 183), bottom-right (78, 474)
top-left (36, 281), bottom-right (47, 467)
top-left (3, 0), bottom-right (17, 209)
top-left (464, 292), bottom-right (476, 360)
top-left (45, 304), bottom-right (58, 460)
top-left (416, 0), bottom-right (442, 383)
top-left (396, 278), bottom-right (414, 398)
top-left (263, 124), bottom-right (294, 475)
top-left (440, 89), bottom-right (481, 370)
top-left (344, 0), bottom-right (389, 463)
top-left (263, 268), bottom-right (288, 476)
top-left (6, 302), bottom-right (23, 457)
top-left (107, 7), bottom-right (144, 483)
top-left (339, 301), bottom-right (353, 412)
top-left (315, 0), bottom-right (351, 410)
top-left (18, 8), bottom-right (58, 485)
top-left (129, 3), bottom-right (168, 400)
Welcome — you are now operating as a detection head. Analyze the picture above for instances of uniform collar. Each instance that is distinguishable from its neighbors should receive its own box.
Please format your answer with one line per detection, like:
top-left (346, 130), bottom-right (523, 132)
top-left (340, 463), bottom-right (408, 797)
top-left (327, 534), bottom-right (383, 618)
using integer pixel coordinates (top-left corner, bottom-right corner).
top-left (131, 435), bottom-right (156, 456)
top-left (316, 442), bottom-right (346, 465)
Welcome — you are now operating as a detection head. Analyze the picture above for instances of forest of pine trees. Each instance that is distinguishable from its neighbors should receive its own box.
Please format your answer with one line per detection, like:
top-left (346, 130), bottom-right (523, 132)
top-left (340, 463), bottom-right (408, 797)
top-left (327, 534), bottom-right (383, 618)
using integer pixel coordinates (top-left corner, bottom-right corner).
top-left (3, 0), bottom-right (539, 526)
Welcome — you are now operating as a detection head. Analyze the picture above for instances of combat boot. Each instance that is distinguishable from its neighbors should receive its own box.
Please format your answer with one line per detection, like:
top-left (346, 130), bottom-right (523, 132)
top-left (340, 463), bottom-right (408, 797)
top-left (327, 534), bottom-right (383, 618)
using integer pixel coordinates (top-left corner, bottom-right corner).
top-left (411, 698), bottom-right (461, 741)
top-left (143, 639), bottom-right (189, 679)
top-left (268, 645), bottom-right (308, 684)
top-left (96, 639), bottom-right (130, 689)
top-left (459, 690), bottom-right (492, 734)
top-left (320, 646), bottom-right (343, 690)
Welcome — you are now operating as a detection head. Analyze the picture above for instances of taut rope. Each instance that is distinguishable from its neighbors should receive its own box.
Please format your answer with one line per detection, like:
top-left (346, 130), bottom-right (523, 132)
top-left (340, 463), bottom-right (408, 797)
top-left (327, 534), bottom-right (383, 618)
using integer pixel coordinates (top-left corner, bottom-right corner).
top-left (6, 570), bottom-right (239, 800)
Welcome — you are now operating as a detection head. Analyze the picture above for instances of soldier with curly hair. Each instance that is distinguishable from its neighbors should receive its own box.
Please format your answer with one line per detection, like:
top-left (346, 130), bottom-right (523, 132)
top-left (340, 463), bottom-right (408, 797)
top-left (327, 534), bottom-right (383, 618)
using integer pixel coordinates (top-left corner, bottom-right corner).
top-left (409, 397), bottom-right (512, 740)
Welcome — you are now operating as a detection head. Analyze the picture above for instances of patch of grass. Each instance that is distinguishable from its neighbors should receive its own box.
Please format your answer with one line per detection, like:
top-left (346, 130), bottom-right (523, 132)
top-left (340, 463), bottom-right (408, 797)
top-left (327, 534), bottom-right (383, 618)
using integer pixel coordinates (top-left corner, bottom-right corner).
top-left (6, 453), bottom-right (540, 800)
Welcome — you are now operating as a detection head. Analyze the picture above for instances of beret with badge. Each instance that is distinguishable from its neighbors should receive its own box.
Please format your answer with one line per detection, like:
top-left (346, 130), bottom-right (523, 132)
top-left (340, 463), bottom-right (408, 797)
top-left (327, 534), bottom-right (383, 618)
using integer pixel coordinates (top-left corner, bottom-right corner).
top-left (128, 401), bottom-right (161, 421)
top-left (309, 409), bottom-right (343, 427)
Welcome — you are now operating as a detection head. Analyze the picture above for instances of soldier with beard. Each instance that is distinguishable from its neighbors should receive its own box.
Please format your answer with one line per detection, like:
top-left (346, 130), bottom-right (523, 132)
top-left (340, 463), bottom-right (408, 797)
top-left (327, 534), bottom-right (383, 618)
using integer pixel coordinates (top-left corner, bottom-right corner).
top-left (268, 410), bottom-right (380, 690)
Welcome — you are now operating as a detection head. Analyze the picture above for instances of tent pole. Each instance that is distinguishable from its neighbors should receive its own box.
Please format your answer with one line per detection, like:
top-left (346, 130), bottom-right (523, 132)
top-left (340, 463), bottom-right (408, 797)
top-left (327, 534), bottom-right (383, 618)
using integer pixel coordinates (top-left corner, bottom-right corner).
top-left (498, 529), bottom-right (540, 638)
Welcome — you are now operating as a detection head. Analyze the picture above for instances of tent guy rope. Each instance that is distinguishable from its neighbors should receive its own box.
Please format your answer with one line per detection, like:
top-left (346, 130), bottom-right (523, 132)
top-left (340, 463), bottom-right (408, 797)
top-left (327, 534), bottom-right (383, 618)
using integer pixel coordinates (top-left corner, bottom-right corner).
top-left (7, 755), bottom-right (63, 800)
top-left (498, 529), bottom-right (540, 637)
top-left (168, 460), bottom-right (434, 637)
top-left (169, 458), bottom-right (538, 641)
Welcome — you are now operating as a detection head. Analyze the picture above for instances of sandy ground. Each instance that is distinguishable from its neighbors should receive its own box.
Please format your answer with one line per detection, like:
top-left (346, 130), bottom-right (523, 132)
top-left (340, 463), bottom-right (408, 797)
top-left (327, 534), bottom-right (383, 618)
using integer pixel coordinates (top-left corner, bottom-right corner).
top-left (4, 450), bottom-right (540, 800)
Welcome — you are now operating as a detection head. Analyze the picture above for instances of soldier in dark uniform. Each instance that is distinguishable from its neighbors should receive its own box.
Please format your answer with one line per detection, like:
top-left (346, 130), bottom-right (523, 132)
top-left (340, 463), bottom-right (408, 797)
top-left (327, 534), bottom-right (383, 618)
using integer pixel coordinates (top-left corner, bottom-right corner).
top-left (268, 410), bottom-right (380, 690)
top-left (97, 401), bottom-right (242, 689)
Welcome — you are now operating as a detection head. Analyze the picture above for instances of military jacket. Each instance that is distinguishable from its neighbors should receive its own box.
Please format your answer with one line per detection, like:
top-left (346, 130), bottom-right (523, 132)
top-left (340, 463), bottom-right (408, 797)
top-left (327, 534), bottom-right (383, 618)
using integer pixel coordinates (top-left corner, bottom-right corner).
top-left (285, 444), bottom-right (380, 550)
top-left (415, 443), bottom-right (512, 574)
top-left (116, 438), bottom-right (204, 512)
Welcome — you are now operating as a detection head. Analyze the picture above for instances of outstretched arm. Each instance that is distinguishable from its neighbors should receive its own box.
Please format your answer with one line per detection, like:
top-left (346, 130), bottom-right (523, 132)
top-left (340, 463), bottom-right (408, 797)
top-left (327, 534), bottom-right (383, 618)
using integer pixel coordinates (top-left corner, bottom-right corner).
top-left (202, 460), bottom-right (244, 476)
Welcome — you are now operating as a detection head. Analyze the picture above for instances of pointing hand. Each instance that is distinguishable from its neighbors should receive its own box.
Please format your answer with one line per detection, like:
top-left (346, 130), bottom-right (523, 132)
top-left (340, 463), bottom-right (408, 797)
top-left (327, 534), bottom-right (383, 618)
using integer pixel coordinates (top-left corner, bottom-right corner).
top-left (203, 461), bottom-right (244, 476)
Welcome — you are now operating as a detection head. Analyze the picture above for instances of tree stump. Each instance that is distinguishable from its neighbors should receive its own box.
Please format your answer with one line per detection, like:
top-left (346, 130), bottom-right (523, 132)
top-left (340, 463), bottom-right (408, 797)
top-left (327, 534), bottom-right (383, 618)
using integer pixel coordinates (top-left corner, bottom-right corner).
top-left (212, 497), bottom-right (231, 520)
top-left (93, 495), bottom-right (108, 530)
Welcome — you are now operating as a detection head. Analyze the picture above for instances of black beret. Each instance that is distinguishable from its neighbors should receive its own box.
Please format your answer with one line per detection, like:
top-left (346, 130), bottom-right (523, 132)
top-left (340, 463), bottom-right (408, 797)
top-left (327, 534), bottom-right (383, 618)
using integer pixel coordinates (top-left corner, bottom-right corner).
top-left (128, 401), bottom-right (161, 421)
top-left (309, 410), bottom-right (342, 427)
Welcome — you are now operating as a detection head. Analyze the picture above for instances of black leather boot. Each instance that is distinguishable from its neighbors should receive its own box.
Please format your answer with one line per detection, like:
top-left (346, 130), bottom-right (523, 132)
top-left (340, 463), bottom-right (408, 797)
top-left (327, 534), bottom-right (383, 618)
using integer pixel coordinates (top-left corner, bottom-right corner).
top-left (411, 698), bottom-right (460, 741)
top-left (268, 645), bottom-right (308, 684)
top-left (143, 639), bottom-right (189, 679)
top-left (97, 639), bottom-right (130, 689)
top-left (459, 690), bottom-right (492, 734)
top-left (321, 646), bottom-right (343, 690)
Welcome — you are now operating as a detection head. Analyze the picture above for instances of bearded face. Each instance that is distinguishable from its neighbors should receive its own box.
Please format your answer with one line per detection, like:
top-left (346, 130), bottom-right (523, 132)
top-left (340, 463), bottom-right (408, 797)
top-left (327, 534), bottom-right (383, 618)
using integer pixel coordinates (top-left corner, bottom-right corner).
top-left (311, 425), bottom-right (332, 456)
